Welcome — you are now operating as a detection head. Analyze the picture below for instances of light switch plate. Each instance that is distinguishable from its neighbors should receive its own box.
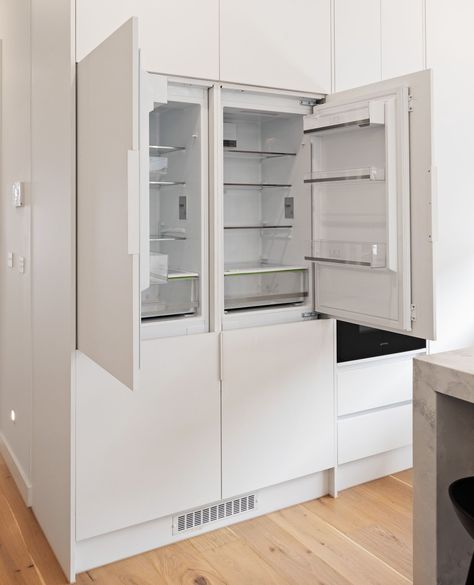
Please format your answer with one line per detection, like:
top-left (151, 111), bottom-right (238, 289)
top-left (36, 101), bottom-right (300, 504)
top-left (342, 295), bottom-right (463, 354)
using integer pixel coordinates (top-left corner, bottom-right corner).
top-left (11, 182), bottom-right (24, 207)
top-left (18, 256), bottom-right (25, 274)
top-left (7, 252), bottom-right (13, 269)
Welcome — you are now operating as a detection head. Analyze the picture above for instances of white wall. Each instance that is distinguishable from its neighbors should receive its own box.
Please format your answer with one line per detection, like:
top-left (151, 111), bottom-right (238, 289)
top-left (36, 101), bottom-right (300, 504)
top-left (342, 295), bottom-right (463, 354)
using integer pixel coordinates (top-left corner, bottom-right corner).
top-left (0, 0), bottom-right (33, 502)
top-left (426, 0), bottom-right (474, 352)
top-left (31, 0), bottom-right (75, 579)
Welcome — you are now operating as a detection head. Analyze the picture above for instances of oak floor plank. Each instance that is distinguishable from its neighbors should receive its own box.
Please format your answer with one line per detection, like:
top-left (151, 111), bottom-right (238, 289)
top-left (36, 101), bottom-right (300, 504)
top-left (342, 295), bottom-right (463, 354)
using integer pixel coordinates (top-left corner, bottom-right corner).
top-left (81, 538), bottom-right (230, 585)
top-left (191, 530), bottom-right (293, 585)
top-left (0, 460), bottom-right (68, 585)
top-left (146, 539), bottom-right (229, 585)
top-left (77, 555), bottom-right (162, 585)
top-left (230, 513), bottom-right (354, 585)
top-left (391, 469), bottom-right (413, 487)
top-left (305, 477), bottom-right (412, 579)
top-left (0, 491), bottom-right (45, 585)
top-left (271, 504), bottom-right (410, 585)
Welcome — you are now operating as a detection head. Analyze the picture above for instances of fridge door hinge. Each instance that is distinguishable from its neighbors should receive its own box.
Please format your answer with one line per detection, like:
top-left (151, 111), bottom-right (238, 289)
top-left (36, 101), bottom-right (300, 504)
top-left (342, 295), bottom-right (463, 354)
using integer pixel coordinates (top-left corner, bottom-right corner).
top-left (408, 94), bottom-right (414, 112)
top-left (410, 304), bottom-right (417, 321)
top-left (302, 310), bottom-right (319, 320)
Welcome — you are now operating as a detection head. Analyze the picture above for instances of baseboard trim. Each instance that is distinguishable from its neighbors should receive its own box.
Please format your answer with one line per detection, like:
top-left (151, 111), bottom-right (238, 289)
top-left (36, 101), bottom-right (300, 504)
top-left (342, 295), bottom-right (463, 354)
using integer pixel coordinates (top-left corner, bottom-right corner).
top-left (336, 445), bottom-right (412, 492)
top-left (75, 469), bottom-right (330, 575)
top-left (0, 433), bottom-right (32, 506)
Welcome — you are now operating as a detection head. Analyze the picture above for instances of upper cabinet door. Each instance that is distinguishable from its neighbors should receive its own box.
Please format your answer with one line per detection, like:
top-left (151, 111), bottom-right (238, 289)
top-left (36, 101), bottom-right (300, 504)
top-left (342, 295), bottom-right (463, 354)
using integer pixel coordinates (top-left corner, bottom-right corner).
top-left (76, 0), bottom-right (220, 80)
top-left (304, 70), bottom-right (435, 340)
top-left (335, 0), bottom-right (381, 91)
top-left (77, 18), bottom-right (140, 390)
top-left (381, 0), bottom-right (425, 79)
top-left (219, 0), bottom-right (331, 93)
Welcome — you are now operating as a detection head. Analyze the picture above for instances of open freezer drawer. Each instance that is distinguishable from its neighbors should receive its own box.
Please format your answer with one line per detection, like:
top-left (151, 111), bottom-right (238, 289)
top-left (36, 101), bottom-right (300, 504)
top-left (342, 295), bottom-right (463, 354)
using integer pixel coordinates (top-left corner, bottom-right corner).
top-left (304, 70), bottom-right (435, 340)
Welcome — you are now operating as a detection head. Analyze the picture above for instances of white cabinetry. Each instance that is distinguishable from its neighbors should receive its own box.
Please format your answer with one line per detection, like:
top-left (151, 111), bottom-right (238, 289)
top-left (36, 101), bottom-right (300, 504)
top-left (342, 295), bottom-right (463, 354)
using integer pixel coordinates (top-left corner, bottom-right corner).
top-left (338, 354), bottom-right (414, 416)
top-left (381, 0), bottom-right (425, 79)
top-left (221, 320), bottom-right (335, 498)
top-left (334, 0), bottom-right (381, 91)
top-left (335, 351), bottom-right (423, 489)
top-left (76, 334), bottom-right (221, 540)
top-left (338, 402), bottom-right (412, 464)
top-left (74, 17), bottom-right (436, 574)
top-left (335, 0), bottom-right (425, 90)
top-left (219, 0), bottom-right (331, 93)
top-left (76, 0), bottom-right (219, 79)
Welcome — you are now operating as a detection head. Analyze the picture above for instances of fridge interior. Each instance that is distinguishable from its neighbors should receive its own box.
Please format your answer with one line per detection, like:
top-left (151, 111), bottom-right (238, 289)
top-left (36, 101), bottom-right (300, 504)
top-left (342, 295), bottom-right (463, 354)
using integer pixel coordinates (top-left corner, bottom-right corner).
top-left (306, 108), bottom-right (402, 323)
top-left (141, 100), bottom-right (202, 321)
top-left (223, 106), bottom-right (312, 314)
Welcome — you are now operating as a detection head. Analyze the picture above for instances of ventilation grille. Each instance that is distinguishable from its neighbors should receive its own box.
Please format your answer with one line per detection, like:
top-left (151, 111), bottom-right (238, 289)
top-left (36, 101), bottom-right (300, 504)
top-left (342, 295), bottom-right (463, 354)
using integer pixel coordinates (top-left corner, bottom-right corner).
top-left (173, 493), bottom-right (257, 535)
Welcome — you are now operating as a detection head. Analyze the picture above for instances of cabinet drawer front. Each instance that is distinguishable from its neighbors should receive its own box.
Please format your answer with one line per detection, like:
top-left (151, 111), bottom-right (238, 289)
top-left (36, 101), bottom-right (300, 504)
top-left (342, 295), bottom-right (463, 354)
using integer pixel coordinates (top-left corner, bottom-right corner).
top-left (338, 403), bottom-right (412, 464)
top-left (338, 356), bottom-right (414, 416)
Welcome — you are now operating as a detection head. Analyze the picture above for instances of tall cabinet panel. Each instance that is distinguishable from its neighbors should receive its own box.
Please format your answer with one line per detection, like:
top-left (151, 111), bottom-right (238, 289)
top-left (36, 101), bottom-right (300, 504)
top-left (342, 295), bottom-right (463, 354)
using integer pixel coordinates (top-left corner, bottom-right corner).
top-left (381, 0), bottom-right (425, 79)
top-left (219, 0), bottom-right (331, 93)
top-left (76, 0), bottom-right (219, 80)
top-left (334, 0), bottom-right (381, 91)
top-left (221, 320), bottom-right (335, 498)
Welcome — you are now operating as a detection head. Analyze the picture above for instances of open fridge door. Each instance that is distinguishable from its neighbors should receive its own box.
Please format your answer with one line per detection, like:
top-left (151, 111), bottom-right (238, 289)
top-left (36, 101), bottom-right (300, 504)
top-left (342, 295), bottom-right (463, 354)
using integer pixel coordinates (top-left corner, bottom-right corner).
top-left (305, 70), bottom-right (435, 339)
top-left (77, 18), bottom-right (141, 390)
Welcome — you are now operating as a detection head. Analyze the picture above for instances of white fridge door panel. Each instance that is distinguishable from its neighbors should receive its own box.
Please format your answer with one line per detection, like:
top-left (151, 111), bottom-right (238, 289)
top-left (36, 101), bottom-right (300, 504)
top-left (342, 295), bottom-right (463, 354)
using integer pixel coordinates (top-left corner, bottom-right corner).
top-left (222, 320), bottom-right (335, 498)
top-left (306, 70), bottom-right (435, 340)
top-left (77, 17), bottom-right (140, 391)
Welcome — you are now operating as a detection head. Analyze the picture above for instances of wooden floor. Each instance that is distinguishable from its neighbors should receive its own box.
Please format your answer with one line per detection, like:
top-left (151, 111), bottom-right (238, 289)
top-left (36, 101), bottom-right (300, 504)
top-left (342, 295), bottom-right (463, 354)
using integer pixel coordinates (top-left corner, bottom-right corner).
top-left (0, 455), bottom-right (413, 585)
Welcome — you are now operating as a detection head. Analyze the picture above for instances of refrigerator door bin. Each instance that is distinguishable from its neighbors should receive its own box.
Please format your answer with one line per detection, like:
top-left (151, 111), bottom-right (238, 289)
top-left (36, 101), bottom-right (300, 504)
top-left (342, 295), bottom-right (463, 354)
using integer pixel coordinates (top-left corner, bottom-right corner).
top-left (307, 240), bottom-right (387, 269)
top-left (305, 167), bottom-right (385, 184)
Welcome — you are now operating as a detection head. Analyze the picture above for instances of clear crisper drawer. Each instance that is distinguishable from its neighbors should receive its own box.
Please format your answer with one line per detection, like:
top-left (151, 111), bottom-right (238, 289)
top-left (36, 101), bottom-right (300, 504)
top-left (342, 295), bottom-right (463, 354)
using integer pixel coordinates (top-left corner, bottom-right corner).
top-left (224, 263), bottom-right (308, 311)
top-left (141, 272), bottom-right (199, 319)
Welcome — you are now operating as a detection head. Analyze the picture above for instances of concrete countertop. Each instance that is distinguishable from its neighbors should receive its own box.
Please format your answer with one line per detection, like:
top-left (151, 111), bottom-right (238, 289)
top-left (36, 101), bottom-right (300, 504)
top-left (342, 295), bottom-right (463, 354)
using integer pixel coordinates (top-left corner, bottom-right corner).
top-left (415, 347), bottom-right (474, 405)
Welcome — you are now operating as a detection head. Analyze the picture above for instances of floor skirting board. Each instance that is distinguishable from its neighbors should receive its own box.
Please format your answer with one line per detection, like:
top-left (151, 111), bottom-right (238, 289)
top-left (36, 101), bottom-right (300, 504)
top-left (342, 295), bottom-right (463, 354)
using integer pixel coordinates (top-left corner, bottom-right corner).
top-left (336, 445), bottom-right (413, 492)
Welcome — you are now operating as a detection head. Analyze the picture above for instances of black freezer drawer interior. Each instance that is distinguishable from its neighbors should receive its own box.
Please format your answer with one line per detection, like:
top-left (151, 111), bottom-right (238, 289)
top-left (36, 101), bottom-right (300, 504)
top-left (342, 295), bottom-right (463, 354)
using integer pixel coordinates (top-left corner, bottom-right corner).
top-left (337, 320), bottom-right (426, 363)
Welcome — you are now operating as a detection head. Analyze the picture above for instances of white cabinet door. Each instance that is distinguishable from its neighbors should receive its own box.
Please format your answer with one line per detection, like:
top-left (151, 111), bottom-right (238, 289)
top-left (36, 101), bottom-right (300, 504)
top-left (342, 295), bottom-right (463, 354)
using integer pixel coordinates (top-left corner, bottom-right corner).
top-left (76, 0), bottom-right (220, 80)
top-left (335, 0), bottom-right (381, 91)
top-left (304, 70), bottom-right (435, 340)
top-left (77, 18), bottom-right (140, 391)
top-left (219, 0), bottom-right (331, 93)
top-left (76, 333), bottom-right (221, 540)
top-left (381, 0), bottom-right (425, 79)
top-left (222, 320), bottom-right (335, 499)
